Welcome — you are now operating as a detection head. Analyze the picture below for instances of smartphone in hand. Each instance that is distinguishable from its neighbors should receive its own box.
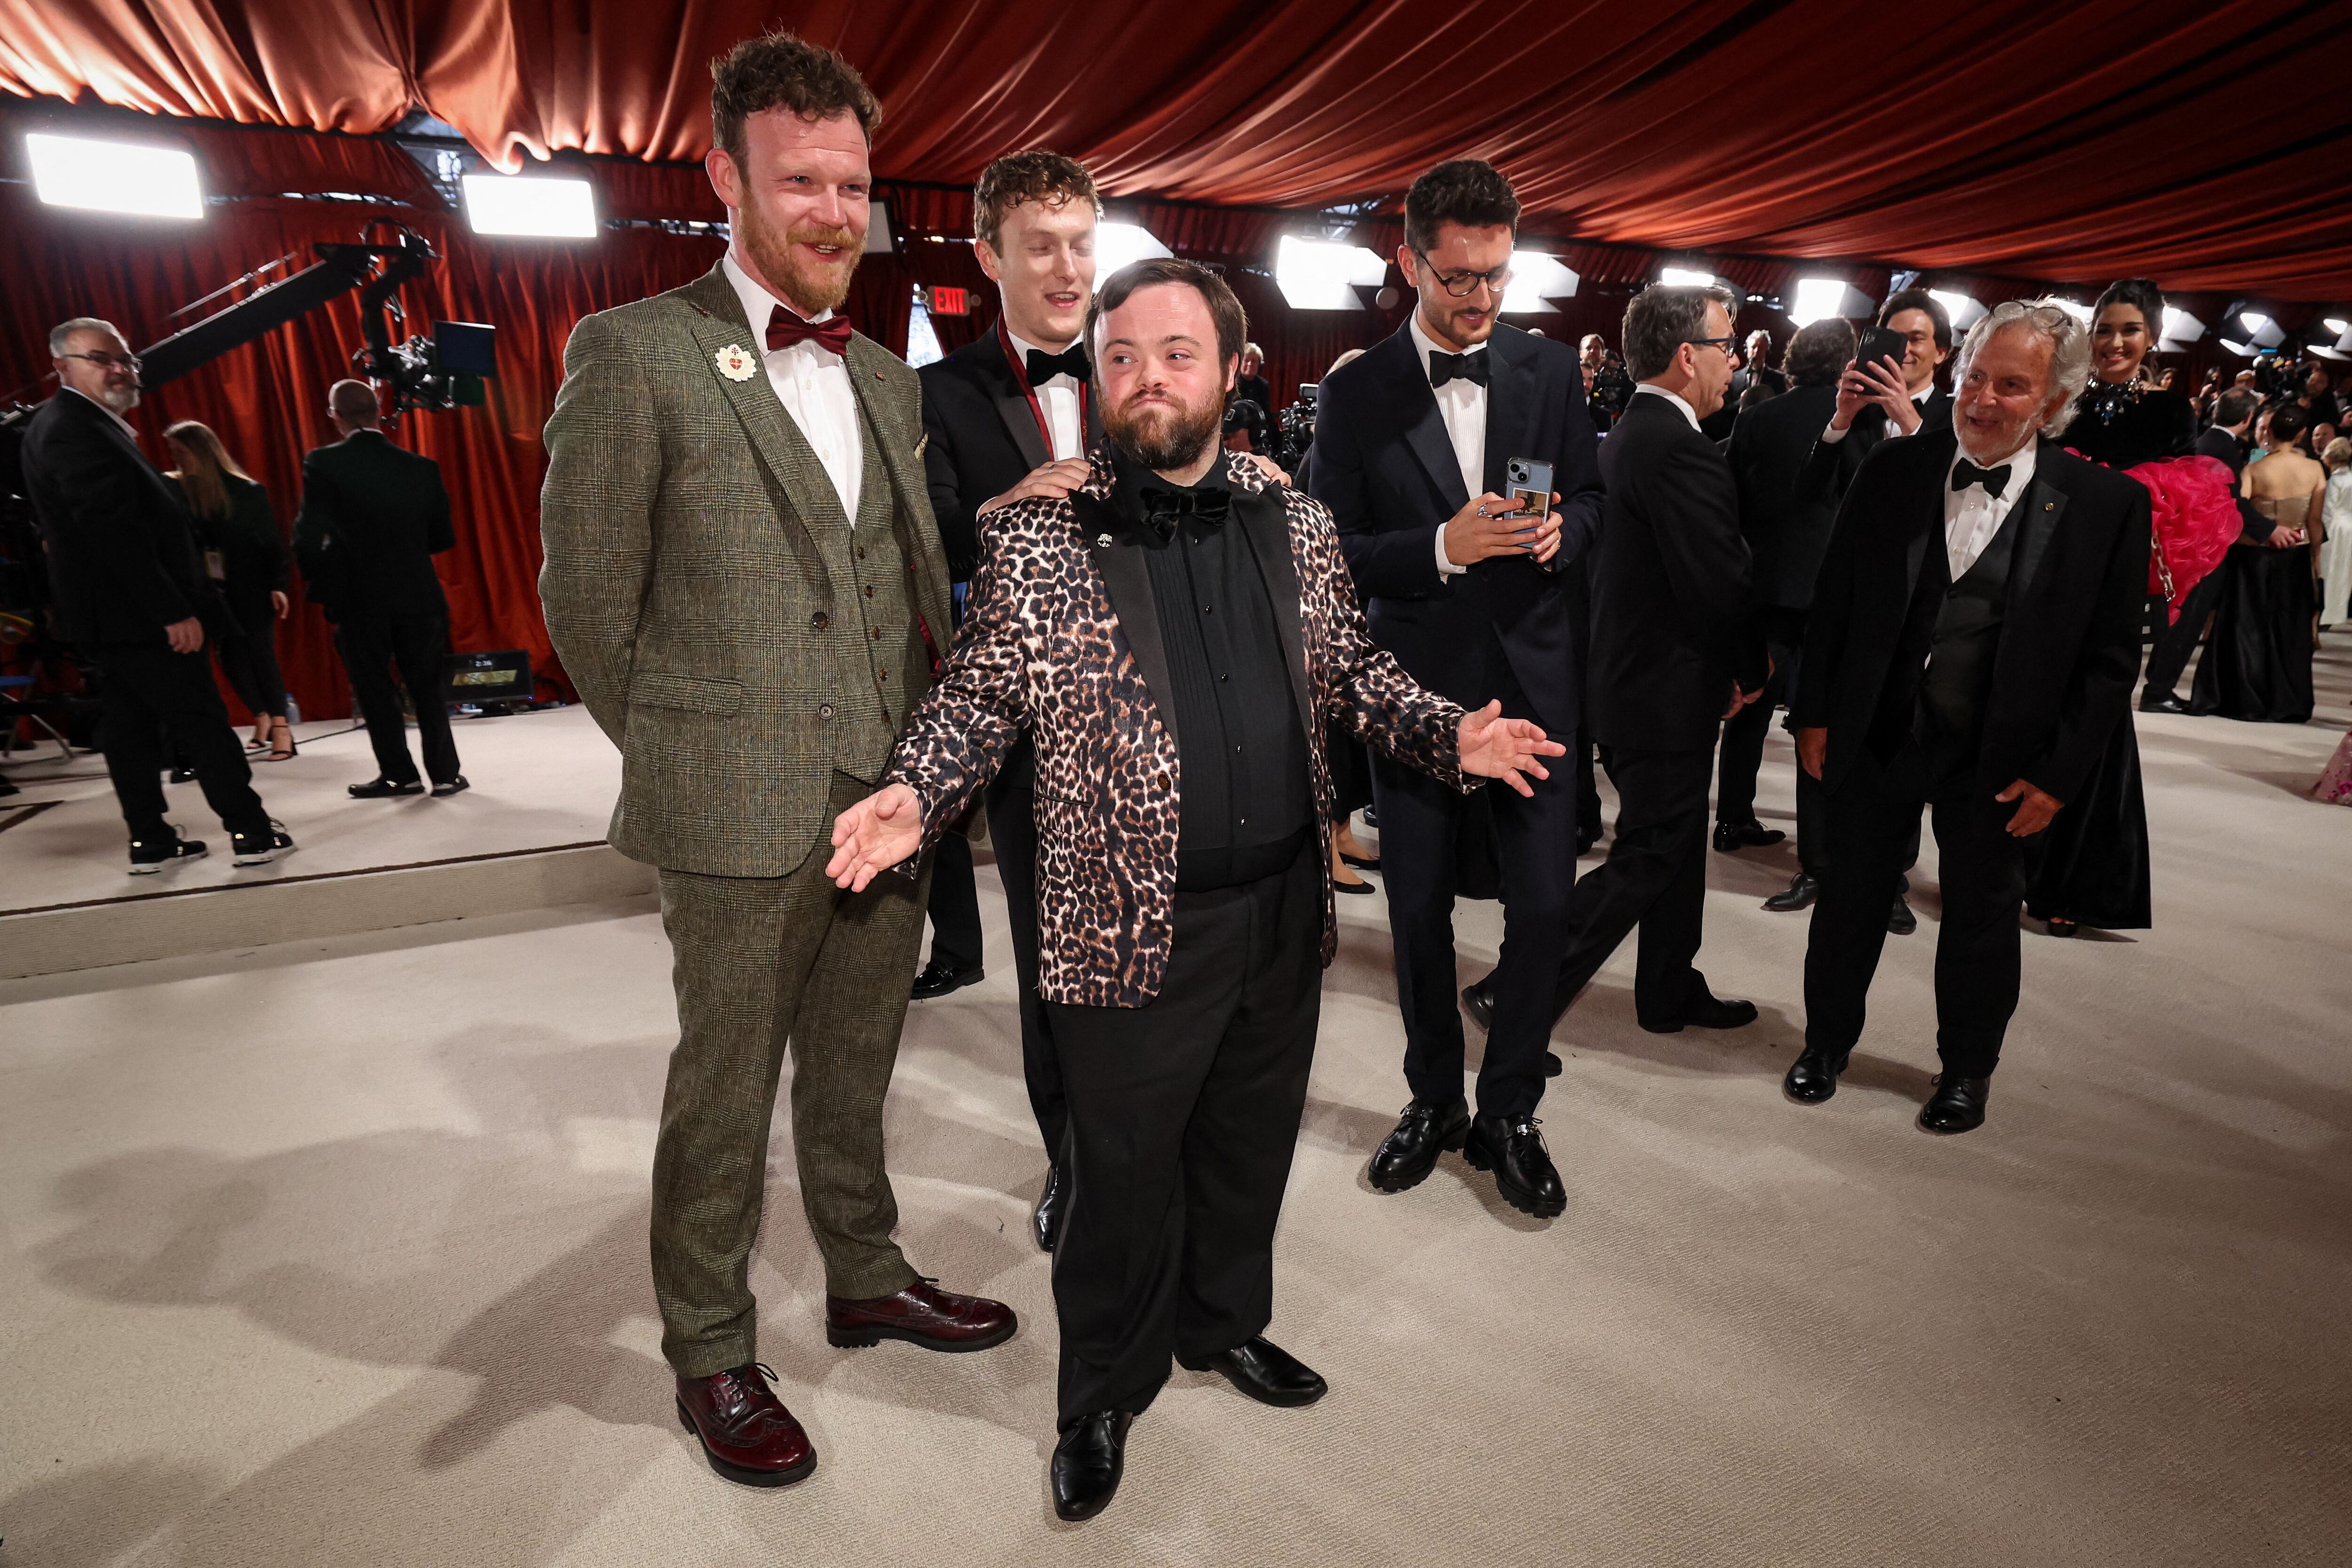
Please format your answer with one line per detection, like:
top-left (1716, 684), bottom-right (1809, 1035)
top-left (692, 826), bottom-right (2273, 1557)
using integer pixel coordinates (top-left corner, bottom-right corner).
top-left (1503, 456), bottom-right (1555, 543)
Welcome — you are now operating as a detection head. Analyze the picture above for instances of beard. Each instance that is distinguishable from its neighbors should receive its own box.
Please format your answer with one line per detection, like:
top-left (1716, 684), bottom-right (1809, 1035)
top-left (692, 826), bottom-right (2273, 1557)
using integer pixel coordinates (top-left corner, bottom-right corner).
top-left (98, 382), bottom-right (139, 414)
top-left (737, 194), bottom-right (861, 318)
top-left (1104, 384), bottom-right (1224, 473)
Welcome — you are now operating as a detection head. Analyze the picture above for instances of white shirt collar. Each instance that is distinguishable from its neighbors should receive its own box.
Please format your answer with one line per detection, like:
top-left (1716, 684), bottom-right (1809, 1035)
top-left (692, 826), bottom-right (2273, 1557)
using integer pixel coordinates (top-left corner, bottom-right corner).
top-left (1408, 310), bottom-right (1487, 380)
top-left (1634, 382), bottom-right (1700, 430)
top-left (1004, 326), bottom-right (1082, 381)
top-left (1912, 380), bottom-right (1938, 406)
top-left (63, 385), bottom-right (138, 439)
top-left (721, 249), bottom-right (834, 346)
top-left (1948, 434), bottom-right (2038, 498)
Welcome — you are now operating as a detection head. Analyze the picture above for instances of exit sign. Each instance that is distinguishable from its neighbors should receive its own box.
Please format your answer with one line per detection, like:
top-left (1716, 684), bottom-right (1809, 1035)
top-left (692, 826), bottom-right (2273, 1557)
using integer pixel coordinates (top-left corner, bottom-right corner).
top-left (925, 285), bottom-right (970, 316)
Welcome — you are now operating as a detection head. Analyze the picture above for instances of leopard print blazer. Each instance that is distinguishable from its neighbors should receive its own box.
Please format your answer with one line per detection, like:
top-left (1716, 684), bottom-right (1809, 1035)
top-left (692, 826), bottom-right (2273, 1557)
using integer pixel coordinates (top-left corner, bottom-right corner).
top-left (886, 447), bottom-right (1471, 1009)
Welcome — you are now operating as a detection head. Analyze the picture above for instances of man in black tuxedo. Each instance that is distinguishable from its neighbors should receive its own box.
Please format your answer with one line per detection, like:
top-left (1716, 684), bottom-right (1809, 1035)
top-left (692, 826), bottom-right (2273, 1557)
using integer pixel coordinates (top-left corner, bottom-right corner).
top-left (1787, 301), bottom-right (2151, 1134)
top-left (20, 318), bottom-right (290, 871)
top-left (2140, 388), bottom-right (2275, 711)
top-left (915, 149), bottom-right (1106, 1250)
top-left (1797, 288), bottom-right (1955, 507)
top-left (1311, 159), bottom-right (1604, 1219)
top-left (294, 380), bottom-right (463, 797)
top-left (1232, 342), bottom-right (1274, 447)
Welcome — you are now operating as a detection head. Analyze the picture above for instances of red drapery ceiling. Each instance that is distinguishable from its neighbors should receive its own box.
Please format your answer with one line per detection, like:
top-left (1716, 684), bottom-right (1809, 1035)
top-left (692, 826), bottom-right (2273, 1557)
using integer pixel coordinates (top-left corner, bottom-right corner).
top-left (2, 0), bottom-right (2347, 296)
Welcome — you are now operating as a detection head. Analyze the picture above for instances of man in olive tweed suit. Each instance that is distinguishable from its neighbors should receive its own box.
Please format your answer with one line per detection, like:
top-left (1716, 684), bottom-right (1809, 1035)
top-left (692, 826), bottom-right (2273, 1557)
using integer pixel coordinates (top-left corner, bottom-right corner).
top-left (539, 32), bottom-right (1014, 1491)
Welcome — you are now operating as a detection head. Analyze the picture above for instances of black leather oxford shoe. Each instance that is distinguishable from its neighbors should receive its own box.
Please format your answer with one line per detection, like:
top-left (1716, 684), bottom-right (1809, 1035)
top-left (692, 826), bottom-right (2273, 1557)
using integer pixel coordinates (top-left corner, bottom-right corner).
top-left (1462, 1114), bottom-right (1566, 1218)
top-left (1051, 1410), bottom-right (1133, 1522)
top-left (1764, 872), bottom-right (1819, 912)
top-left (1712, 819), bottom-right (1786, 852)
top-left (2139, 690), bottom-right (2188, 715)
top-left (1032, 1161), bottom-right (1065, 1252)
top-left (1918, 1075), bottom-right (1990, 1134)
top-left (1190, 1337), bottom-right (1327, 1408)
top-left (1367, 1098), bottom-right (1470, 1193)
top-left (1783, 1044), bottom-right (1851, 1104)
top-left (1639, 977), bottom-right (1758, 1034)
top-left (1462, 979), bottom-right (1562, 1075)
top-left (348, 776), bottom-right (425, 799)
top-left (910, 955), bottom-right (984, 1001)
top-left (1887, 894), bottom-right (1917, 935)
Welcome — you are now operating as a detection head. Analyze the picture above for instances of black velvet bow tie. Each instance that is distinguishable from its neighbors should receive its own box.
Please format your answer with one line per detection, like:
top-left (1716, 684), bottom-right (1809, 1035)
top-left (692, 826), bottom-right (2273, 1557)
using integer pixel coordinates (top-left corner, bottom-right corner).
top-left (1138, 485), bottom-right (1231, 543)
top-left (1428, 349), bottom-right (1490, 390)
top-left (1025, 344), bottom-right (1091, 385)
top-left (1951, 459), bottom-right (2013, 499)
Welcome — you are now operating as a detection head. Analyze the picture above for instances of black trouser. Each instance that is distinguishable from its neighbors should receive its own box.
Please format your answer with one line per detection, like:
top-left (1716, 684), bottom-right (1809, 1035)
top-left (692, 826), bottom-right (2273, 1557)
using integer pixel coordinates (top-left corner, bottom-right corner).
top-left (1545, 745), bottom-right (1714, 1027)
top-left (215, 580), bottom-right (288, 719)
top-left (1573, 723), bottom-right (1602, 845)
top-left (1044, 840), bottom-right (1321, 1427)
top-left (91, 642), bottom-right (270, 841)
top-left (1803, 756), bottom-right (2026, 1079)
top-left (2141, 555), bottom-right (2231, 700)
top-left (1372, 672), bottom-right (1579, 1122)
top-left (335, 608), bottom-right (459, 786)
top-left (1716, 611), bottom-right (1802, 827)
top-left (987, 738), bottom-right (1063, 1160)
top-left (923, 831), bottom-right (984, 970)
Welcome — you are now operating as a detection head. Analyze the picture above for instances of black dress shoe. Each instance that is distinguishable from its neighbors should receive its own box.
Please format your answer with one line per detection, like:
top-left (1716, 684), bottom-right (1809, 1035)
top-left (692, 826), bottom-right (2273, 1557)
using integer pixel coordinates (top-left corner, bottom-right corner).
top-left (1191, 1337), bottom-right (1327, 1408)
top-left (1783, 1043), bottom-right (1851, 1104)
top-left (1887, 893), bottom-right (1917, 935)
top-left (1764, 872), bottom-right (1819, 912)
top-left (167, 765), bottom-right (199, 784)
top-left (349, 777), bottom-right (425, 799)
top-left (910, 956), bottom-right (984, 1000)
top-left (1639, 979), bottom-right (1757, 1034)
top-left (1712, 820), bottom-right (1787, 852)
top-left (430, 774), bottom-right (470, 797)
top-left (1918, 1074), bottom-right (1990, 1134)
top-left (1462, 1114), bottom-right (1566, 1218)
top-left (1032, 1162), bottom-right (1065, 1253)
top-left (1052, 1410), bottom-right (1133, 1522)
top-left (1367, 1097), bottom-right (1470, 1193)
top-left (2139, 691), bottom-right (2188, 715)
top-left (1462, 980), bottom-right (1562, 1075)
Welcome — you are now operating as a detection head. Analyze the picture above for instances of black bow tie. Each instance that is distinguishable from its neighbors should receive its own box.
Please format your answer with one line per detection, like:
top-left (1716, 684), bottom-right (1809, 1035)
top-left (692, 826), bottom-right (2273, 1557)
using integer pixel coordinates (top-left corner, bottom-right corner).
top-left (1951, 459), bottom-right (2013, 499)
top-left (1137, 484), bottom-right (1231, 543)
top-left (1025, 344), bottom-right (1090, 386)
top-left (1429, 350), bottom-right (1490, 390)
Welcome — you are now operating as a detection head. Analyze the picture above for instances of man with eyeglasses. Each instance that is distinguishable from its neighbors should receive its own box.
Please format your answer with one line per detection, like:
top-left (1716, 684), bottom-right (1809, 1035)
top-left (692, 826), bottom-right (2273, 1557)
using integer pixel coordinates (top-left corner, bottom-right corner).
top-left (1310, 159), bottom-right (1605, 1220)
top-left (19, 317), bottom-right (292, 873)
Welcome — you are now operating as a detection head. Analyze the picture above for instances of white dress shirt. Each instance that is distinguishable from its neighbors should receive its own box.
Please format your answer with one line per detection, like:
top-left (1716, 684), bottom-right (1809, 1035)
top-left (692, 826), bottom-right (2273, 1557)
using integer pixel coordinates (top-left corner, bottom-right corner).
top-left (1945, 438), bottom-right (2038, 581)
top-left (1409, 311), bottom-right (1489, 578)
top-left (1633, 381), bottom-right (1701, 430)
top-left (722, 249), bottom-right (863, 521)
top-left (1821, 380), bottom-right (1938, 445)
top-left (1005, 327), bottom-right (1086, 462)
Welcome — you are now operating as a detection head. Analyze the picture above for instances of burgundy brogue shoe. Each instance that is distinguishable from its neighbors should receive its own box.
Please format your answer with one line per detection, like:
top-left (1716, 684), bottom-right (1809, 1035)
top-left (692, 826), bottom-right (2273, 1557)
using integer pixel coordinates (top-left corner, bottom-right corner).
top-left (675, 1362), bottom-right (815, 1487)
top-left (825, 1277), bottom-right (1017, 1353)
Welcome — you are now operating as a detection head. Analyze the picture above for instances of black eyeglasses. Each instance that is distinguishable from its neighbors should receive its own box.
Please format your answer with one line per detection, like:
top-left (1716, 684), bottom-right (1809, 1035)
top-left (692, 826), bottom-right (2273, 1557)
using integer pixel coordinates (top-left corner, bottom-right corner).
top-left (1685, 334), bottom-right (1738, 356)
top-left (1413, 249), bottom-right (1513, 298)
top-left (59, 350), bottom-right (142, 373)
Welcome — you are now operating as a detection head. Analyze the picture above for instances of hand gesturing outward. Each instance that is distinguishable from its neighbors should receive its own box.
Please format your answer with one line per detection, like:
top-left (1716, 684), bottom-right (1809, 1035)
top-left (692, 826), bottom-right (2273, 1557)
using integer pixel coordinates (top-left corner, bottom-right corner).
top-left (1456, 700), bottom-right (1568, 797)
top-left (827, 783), bottom-right (925, 891)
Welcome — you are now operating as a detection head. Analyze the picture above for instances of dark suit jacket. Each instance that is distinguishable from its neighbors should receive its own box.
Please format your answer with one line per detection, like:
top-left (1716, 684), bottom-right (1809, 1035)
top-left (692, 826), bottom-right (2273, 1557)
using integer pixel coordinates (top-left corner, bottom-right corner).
top-left (919, 326), bottom-right (1103, 583)
top-left (164, 472), bottom-right (288, 599)
top-left (2193, 426), bottom-right (2273, 544)
top-left (1588, 392), bottom-right (1769, 752)
top-left (1793, 430), bottom-right (2151, 806)
top-left (1727, 381), bottom-right (1844, 610)
top-left (1310, 319), bottom-right (1604, 738)
top-left (1796, 384), bottom-right (1955, 507)
top-left (292, 430), bottom-right (453, 620)
top-left (18, 390), bottom-right (217, 649)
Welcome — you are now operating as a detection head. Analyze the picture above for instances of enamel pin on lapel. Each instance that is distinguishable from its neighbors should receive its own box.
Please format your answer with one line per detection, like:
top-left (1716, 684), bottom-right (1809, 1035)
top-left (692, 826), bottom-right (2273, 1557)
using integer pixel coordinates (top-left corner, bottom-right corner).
top-left (1097, 534), bottom-right (1113, 547)
top-left (715, 343), bottom-right (758, 381)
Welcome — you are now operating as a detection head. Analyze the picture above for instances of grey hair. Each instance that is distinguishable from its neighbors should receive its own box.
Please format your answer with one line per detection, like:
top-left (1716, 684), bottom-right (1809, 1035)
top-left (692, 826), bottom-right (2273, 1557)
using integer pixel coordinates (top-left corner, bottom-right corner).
top-left (1955, 298), bottom-right (2093, 435)
top-left (1622, 282), bottom-right (1740, 381)
top-left (49, 317), bottom-right (124, 357)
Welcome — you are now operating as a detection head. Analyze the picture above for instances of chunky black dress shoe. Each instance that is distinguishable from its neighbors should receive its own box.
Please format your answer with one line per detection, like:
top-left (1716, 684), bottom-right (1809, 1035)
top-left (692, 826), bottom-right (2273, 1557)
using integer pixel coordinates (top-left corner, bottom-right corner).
top-left (230, 820), bottom-right (294, 866)
top-left (1639, 981), bottom-right (1758, 1033)
top-left (1052, 1410), bottom-right (1133, 1521)
top-left (910, 956), bottom-right (985, 1000)
top-left (349, 777), bottom-right (425, 799)
top-left (1712, 820), bottom-right (1786, 852)
top-left (127, 832), bottom-right (207, 874)
top-left (1462, 979), bottom-right (1563, 1075)
top-left (1367, 1097), bottom-right (1470, 1193)
top-left (1887, 894), bottom-right (1917, 935)
top-left (1783, 1044), bottom-right (1850, 1104)
top-left (1462, 1114), bottom-right (1566, 1218)
top-left (1918, 1075), bottom-right (1990, 1134)
top-left (430, 774), bottom-right (470, 797)
top-left (1191, 1337), bottom-right (1327, 1408)
top-left (167, 764), bottom-right (198, 784)
top-left (1032, 1162), bottom-right (1065, 1252)
top-left (1764, 872), bottom-right (1819, 912)
top-left (2139, 691), bottom-right (2188, 715)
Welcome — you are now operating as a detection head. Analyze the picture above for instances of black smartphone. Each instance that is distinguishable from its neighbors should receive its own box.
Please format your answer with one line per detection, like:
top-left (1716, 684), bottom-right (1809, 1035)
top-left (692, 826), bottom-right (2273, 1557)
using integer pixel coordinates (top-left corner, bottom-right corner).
top-left (1504, 456), bottom-right (1555, 529)
top-left (1853, 325), bottom-right (1907, 377)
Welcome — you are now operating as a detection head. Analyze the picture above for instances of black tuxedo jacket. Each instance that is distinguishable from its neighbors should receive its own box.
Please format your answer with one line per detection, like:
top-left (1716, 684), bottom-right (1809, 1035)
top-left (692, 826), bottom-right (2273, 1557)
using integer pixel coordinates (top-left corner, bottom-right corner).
top-left (2192, 426), bottom-right (2274, 544)
top-left (293, 430), bottom-right (453, 621)
top-left (1588, 392), bottom-right (1768, 751)
top-left (1726, 381), bottom-right (1843, 611)
top-left (1796, 384), bottom-right (1954, 507)
top-left (19, 390), bottom-right (218, 649)
top-left (919, 326), bottom-right (1104, 583)
top-left (1309, 319), bottom-right (1604, 738)
top-left (1793, 429), bottom-right (2150, 805)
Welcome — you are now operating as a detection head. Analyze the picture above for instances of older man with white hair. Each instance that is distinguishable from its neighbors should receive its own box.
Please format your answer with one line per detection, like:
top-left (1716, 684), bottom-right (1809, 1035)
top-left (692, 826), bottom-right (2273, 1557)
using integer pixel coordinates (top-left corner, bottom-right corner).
top-left (1784, 300), bottom-right (2151, 1134)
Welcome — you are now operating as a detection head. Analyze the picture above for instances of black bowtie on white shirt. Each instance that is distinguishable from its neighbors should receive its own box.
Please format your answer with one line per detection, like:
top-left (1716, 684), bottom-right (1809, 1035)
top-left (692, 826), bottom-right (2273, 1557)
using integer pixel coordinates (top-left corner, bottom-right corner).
top-left (722, 249), bottom-right (863, 519)
top-left (1944, 438), bottom-right (2037, 581)
top-left (1006, 327), bottom-right (1085, 462)
top-left (1411, 311), bottom-right (1488, 579)
top-left (1821, 380), bottom-right (1937, 445)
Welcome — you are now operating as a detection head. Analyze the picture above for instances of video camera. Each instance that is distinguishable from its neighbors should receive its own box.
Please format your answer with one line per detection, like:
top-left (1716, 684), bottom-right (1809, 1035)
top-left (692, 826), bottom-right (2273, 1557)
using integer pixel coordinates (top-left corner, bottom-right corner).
top-left (1272, 382), bottom-right (1319, 472)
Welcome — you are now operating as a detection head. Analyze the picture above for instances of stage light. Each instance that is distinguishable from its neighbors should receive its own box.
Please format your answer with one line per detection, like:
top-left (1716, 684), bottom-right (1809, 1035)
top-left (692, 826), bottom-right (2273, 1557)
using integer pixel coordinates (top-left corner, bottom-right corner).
top-left (1789, 277), bottom-right (1871, 326)
top-left (2309, 346), bottom-right (2349, 363)
top-left (1927, 289), bottom-right (1987, 333)
top-left (1659, 266), bottom-right (1719, 288)
top-left (1275, 235), bottom-right (1387, 310)
top-left (1501, 252), bottom-right (1579, 314)
top-left (2217, 340), bottom-right (2254, 358)
top-left (1095, 221), bottom-right (1173, 276)
top-left (2159, 306), bottom-right (2206, 349)
top-left (26, 133), bottom-right (203, 220)
top-left (866, 200), bottom-right (895, 254)
top-left (2327, 318), bottom-right (2351, 336)
top-left (461, 174), bottom-right (597, 239)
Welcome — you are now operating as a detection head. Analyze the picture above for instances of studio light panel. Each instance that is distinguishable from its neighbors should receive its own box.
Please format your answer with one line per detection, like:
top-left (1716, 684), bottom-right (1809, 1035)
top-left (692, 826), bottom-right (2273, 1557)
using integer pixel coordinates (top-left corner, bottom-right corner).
top-left (461, 174), bottom-right (598, 239)
top-left (26, 133), bottom-right (204, 220)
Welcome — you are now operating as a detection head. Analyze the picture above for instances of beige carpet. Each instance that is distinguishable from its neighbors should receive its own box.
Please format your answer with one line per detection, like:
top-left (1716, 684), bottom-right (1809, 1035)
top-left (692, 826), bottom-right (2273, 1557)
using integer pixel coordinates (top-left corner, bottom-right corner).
top-left (4, 641), bottom-right (2349, 1567)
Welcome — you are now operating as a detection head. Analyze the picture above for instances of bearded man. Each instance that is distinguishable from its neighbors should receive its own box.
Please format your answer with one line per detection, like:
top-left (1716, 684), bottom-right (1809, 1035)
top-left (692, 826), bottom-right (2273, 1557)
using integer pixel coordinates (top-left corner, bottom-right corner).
top-left (539, 31), bottom-right (1015, 1491)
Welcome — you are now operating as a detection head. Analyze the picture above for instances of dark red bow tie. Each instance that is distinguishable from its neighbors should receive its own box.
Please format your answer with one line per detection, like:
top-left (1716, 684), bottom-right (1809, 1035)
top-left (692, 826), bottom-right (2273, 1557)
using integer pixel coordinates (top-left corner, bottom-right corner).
top-left (766, 306), bottom-right (853, 357)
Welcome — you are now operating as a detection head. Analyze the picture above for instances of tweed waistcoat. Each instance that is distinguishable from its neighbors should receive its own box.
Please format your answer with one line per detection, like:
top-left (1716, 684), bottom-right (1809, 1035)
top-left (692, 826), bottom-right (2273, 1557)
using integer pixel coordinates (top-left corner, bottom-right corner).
top-left (804, 413), bottom-right (925, 781)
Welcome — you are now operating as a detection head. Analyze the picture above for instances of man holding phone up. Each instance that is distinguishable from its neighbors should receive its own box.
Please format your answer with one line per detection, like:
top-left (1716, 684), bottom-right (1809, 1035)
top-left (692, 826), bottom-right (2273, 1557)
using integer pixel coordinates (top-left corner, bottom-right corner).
top-left (1798, 288), bottom-right (1955, 506)
top-left (1310, 159), bottom-right (1604, 1219)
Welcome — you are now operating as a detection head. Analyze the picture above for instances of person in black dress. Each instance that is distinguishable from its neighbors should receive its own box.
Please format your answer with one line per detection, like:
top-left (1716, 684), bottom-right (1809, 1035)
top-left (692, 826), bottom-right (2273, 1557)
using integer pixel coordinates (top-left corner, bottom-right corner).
top-left (163, 422), bottom-right (295, 761)
top-left (2191, 402), bottom-right (2320, 722)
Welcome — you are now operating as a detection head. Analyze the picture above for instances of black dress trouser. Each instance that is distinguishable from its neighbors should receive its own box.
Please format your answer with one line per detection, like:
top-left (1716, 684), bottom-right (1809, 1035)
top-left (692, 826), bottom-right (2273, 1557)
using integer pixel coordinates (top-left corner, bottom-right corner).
top-left (335, 608), bottom-right (460, 786)
top-left (93, 643), bottom-right (270, 841)
top-left (1044, 839), bottom-right (1321, 1427)
top-left (987, 738), bottom-right (1063, 1160)
top-left (2140, 555), bottom-right (2230, 700)
top-left (1543, 745), bottom-right (1714, 1025)
top-left (923, 833), bottom-right (985, 970)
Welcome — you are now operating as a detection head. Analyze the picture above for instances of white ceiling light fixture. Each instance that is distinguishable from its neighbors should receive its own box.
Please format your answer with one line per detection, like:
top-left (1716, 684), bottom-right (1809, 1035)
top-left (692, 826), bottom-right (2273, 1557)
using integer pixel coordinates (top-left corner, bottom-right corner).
top-left (1659, 265), bottom-right (1720, 288)
top-left (1927, 288), bottom-right (1987, 333)
top-left (26, 132), bottom-right (204, 220)
top-left (1501, 252), bottom-right (1579, 314)
top-left (1789, 277), bottom-right (1872, 326)
top-left (2158, 306), bottom-right (2207, 350)
top-left (865, 199), bottom-right (894, 255)
top-left (2326, 317), bottom-right (2351, 336)
top-left (2217, 340), bottom-right (2255, 358)
top-left (2233, 309), bottom-right (2285, 348)
top-left (1094, 221), bottom-right (1173, 277)
top-left (1275, 234), bottom-right (1388, 310)
top-left (461, 173), bottom-right (598, 239)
